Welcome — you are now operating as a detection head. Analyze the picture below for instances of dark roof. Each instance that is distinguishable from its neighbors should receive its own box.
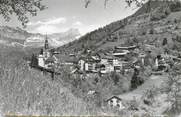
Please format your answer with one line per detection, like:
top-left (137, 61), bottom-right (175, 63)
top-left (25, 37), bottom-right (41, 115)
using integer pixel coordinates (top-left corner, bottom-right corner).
top-left (79, 55), bottom-right (99, 62)
top-left (59, 55), bottom-right (78, 63)
top-left (66, 57), bottom-right (78, 63)
top-left (106, 95), bottom-right (122, 102)
top-left (45, 57), bottom-right (56, 63)
top-left (99, 53), bottom-right (115, 59)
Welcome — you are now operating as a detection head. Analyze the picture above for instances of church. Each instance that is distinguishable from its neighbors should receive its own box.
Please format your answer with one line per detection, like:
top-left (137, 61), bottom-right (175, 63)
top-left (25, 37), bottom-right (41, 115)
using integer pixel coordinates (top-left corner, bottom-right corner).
top-left (38, 36), bottom-right (58, 69)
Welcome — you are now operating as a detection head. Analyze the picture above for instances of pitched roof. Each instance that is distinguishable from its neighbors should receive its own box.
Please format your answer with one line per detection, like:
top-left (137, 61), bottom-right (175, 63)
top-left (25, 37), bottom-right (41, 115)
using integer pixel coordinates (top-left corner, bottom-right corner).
top-left (99, 53), bottom-right (115, 59)
top-left (45, 57), bottom-right (56, 63)
top-left (78, 55), bottom-right (100, 62)
top-left (106, 95), bottom-right (122, 102)
top-left (115, 45), bottom-right (138, 50)
top-left (66, 57), bottom-right (78, 63)
top-left (113, 50), bottom-right (130, 56)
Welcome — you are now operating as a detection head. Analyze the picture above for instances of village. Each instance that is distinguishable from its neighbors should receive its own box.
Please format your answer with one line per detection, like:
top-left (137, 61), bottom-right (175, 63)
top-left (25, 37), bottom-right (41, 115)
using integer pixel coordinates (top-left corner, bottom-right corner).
top-left (32, 35), bottom-right (180, 77)
top-left (1, 0), bottom-right (181, 116)
top-left (26, 1), bottom-right (181, 112)
top-left (28, 32), bottom-right (181, 112)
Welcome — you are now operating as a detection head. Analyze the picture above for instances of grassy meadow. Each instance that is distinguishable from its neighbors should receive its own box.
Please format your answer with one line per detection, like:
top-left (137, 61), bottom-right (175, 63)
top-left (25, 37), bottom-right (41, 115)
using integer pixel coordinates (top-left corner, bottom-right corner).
top-left (0, 45), bottom-right (103, 116)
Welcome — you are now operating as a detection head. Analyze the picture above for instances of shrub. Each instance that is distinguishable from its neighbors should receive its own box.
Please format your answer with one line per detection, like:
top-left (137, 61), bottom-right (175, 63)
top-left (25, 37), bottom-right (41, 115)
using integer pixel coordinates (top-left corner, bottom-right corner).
top-left (162, 70), bottom-right (181, 116)
top-left (149, 29), bottom-right (154, 34)
top-left (169, 2), bottom-right (181, 12)
top-left (142, 31), bottom-right (146, 35)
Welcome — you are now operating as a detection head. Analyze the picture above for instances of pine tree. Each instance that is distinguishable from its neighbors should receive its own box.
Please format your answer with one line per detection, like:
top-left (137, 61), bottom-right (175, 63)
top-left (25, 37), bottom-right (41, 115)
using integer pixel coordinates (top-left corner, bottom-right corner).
top-left (30, 54), bottom-right (38, 68)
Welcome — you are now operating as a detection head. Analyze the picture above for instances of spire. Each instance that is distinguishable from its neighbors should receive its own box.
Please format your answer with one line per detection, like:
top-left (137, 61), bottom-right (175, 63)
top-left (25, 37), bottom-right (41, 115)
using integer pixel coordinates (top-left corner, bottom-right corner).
top-left (45, 34), bottom-right (49, 50)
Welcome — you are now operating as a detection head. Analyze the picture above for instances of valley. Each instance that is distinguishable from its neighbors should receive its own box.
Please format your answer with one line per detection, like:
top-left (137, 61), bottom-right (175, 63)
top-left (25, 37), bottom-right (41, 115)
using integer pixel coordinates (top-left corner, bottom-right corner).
top-left (0, 0), bottom-right (181, 117)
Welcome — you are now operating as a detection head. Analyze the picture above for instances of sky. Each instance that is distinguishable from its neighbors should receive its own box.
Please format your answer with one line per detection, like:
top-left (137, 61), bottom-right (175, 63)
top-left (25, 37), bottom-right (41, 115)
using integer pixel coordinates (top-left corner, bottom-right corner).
top-left (0, 0), bottom-right (138, 35)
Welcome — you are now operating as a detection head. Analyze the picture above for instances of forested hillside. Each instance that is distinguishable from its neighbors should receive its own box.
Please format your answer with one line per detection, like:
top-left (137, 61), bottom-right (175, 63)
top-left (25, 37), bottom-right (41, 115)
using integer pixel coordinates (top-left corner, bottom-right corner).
top-left (57, 0), bottom-right (181, 55)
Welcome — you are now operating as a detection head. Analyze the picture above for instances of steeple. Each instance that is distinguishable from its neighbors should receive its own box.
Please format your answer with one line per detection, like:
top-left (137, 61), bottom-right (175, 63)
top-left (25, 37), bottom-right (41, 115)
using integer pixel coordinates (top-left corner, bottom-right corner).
top-left (45, 35), bottom-right (49, 50)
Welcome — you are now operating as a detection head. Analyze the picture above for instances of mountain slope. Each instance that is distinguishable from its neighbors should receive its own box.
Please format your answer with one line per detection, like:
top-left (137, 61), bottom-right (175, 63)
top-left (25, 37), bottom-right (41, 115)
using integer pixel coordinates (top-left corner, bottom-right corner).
top-left (0, 26), bottom-right (80, 48)
top-left (57, 1), bottom-right (181, 55)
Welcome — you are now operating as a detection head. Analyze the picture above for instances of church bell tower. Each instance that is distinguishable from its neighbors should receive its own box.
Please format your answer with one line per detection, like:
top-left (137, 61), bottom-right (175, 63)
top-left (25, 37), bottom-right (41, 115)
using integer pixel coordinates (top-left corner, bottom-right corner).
top-left (45, 35), bottom-right (49, 50)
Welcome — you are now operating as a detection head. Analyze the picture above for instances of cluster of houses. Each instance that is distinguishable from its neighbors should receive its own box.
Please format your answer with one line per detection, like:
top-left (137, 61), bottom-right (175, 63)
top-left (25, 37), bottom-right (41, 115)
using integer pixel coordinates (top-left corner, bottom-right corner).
top-left (65, 42), bottom-right (181, 76)
top-left (64, 45), bottom-right (149, 75)
top-left (32, 35), bottom-right (181, 78)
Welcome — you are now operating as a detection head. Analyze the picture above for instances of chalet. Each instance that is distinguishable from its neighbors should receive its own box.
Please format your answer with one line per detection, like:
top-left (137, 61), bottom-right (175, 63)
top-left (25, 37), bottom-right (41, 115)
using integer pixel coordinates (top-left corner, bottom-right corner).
top-left (106, 96), bottom-right (125, 110)
top-left (78, 55), bottom-right (100, 73)
top-left (122, 61), bottom-right (133, 74)
top-left (113, 59), bottom-right (123, 72)
top-left (99, 59), bottom-right (123, 73)
top-left (99, 55), bottom-right (114, 73)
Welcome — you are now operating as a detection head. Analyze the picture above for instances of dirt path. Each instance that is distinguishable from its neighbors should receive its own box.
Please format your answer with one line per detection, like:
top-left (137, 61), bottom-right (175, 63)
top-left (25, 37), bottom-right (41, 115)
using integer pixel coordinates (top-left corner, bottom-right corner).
top-left (119, 74), bottom-right (168, 100)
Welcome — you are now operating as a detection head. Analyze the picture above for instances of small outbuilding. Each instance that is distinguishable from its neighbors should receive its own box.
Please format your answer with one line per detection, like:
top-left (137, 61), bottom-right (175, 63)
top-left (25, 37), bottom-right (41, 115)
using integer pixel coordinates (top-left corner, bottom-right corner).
top-left (106, 96), bottom-right (125, 110)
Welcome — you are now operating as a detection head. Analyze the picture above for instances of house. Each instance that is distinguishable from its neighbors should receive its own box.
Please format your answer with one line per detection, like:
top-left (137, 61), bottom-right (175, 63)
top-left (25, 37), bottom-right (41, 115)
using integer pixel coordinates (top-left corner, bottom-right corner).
top-left (138, 53), bottom-right (146, 66)
top-left (121, 61), bottom-right (134, 74)
top-left (45, 56), bottom-right (57, 69)
top-left (65, 57), bottom-right (78, 65)
top-left (99, 55), bottom-right (114, 73)
top-left (113, 59), bottom-right (123, 72)
top-left (78, 55), bottom-right (100, 73)
top-left (99, 53), bottom-right (128, 73)
top-left (156, 55), bottom-right (168, 71)
top-left (78, 57), bottom-right (86, 71)
top-left (106, 96), bottom-right (125, 110)
top-left (38, 54), bottom-right (45, 68)
top-left (97, 64), bottom-right (106, 74)
top-left (100, 59), bottom-right (123, 73)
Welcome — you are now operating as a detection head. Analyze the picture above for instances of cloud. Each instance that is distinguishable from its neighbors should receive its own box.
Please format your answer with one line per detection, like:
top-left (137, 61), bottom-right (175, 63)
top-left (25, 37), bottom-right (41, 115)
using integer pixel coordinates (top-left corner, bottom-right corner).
top-left (29, 25), bottom-right (68, 34)
top-left (27, 17), bottom-right (68, 34)
top-left (27, 18), bottom-right (104, 35)
top-left (72, 21), bottom-right (99, 35)
top-left (73, 21), bottom-right (83, 26)
top-left (27, 17), bottom-right (66, 26)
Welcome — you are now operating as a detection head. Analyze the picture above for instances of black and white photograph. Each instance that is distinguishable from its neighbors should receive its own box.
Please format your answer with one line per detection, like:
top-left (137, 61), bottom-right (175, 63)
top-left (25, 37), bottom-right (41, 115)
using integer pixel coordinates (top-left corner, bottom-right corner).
top-left (0, 0), bottom-right (181, 117)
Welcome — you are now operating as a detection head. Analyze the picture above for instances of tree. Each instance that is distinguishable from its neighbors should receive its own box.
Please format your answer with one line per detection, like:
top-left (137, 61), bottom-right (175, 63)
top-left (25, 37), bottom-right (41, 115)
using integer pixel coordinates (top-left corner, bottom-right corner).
top-left (162, 38), bottom-right (168, 46)
top-left (131, 67), bottom-right (144, 90)
top-left (0, 0), bottom-right (46, 26)
top-left (30, 54), bottom-right (38, 68)
top-left (165, 71), bottom-right (181, 115)
top-left (84, 0), bottom-right (146, 8)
